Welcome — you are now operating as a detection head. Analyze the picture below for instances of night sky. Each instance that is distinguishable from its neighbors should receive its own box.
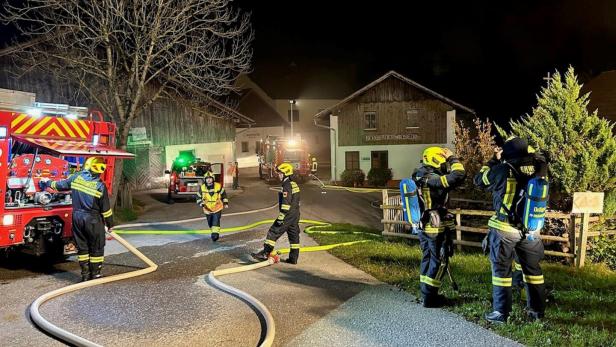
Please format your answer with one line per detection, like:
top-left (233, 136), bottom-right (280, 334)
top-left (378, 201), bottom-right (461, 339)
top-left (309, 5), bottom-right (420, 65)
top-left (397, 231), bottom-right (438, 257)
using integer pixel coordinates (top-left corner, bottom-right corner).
top-left (236, 0), bottom-right (616, 123)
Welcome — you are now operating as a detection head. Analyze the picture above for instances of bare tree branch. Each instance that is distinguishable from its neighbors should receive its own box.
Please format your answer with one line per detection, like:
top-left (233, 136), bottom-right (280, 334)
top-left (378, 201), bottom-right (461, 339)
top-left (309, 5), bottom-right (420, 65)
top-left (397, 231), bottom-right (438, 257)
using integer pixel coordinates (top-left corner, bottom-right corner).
top-left (1, 0), bottom-right (253, 146)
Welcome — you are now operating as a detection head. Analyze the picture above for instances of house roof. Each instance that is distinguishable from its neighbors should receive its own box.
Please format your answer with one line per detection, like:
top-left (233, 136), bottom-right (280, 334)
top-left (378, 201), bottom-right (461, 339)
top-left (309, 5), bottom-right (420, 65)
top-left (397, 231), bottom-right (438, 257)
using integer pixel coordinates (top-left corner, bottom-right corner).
top-left (582, 70), bottom-right (616, 123)
top-left (314, 70), bottom-right (475, 119)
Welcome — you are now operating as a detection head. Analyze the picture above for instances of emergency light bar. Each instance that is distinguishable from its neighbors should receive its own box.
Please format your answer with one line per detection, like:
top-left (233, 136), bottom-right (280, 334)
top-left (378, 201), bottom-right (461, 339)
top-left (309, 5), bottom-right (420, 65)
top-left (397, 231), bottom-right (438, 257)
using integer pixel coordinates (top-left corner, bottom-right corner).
top-left (32, 102), bottom-right (88, 118)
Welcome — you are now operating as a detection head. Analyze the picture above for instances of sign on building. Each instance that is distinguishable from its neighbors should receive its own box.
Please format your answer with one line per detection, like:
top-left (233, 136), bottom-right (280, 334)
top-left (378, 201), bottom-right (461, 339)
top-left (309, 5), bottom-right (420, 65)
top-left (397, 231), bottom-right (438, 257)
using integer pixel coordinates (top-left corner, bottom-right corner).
top-left (128, 127), bottom-right (152, 146)
top-left (365, 134), bottom-right (420, 142)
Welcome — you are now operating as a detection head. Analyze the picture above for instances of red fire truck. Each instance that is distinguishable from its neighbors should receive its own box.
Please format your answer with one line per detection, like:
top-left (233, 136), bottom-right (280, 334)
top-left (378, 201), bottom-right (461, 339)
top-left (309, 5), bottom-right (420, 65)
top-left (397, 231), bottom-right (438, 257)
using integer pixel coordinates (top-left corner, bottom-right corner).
top-left (258, 135), bottom-right (310, 182)
top-left (164, 152), bottom-right (224, 203)
top-left (0, 91), bottom-right (134, 258)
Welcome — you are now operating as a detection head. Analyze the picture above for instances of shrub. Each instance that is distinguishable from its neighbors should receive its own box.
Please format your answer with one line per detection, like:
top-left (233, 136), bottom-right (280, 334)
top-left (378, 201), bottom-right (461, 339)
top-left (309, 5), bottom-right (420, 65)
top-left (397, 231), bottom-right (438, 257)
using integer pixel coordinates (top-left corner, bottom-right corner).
top-left (604, 190), bottom-right (616, 217)
top-left (367, 167), bottom-right (393, 187)
top-left (588, 235), bottom-right (616, 270)
top-left (453, 117), bottom-right (496, 200)
top-left (341, 169), bottom-right (365, 187)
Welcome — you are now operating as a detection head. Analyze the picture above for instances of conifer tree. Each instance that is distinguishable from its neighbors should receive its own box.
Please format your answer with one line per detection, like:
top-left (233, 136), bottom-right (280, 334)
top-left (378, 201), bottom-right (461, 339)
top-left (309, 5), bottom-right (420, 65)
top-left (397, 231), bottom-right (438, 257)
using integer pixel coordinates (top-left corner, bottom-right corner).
top-left (504, 67), bottom-right (616, 208)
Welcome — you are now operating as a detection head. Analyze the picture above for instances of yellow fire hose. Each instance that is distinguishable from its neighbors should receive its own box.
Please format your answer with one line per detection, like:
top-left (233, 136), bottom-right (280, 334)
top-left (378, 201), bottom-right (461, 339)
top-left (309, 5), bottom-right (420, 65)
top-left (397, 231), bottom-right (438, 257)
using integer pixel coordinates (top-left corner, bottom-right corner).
top-left (29, 187), bottom-right (382, 346)
top-left (29, 231), bottom-right (158, 347)
top-left (114, 219), bottom-right (379, 347)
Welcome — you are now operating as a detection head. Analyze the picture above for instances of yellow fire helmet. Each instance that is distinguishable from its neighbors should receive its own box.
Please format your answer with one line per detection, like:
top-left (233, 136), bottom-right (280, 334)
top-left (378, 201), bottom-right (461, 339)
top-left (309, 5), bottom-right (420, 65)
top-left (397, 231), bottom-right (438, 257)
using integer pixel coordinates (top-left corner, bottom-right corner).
top-left (204, 171), bottom-right (215, 180)
top-left (277, 162), bottom-right (294, 176)
top-left (422, 147), bottom-right (447, 169)
top-left (87, 157), bottom-right (107, 174)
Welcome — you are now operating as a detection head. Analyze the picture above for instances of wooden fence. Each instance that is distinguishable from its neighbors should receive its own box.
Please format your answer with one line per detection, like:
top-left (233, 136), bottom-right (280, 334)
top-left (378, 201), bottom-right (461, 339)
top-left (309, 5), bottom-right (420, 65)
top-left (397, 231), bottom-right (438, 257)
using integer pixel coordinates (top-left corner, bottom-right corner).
top-left (380, 190), bottom-right (614, 268)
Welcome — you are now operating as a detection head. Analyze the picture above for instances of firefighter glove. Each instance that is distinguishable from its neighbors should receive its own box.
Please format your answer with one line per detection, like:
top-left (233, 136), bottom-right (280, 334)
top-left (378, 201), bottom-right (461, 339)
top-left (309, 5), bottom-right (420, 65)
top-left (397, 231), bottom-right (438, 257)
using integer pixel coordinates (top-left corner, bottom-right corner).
top-left (38, 178), bottom-right (50, 190)
top-left (224, 203), bottom-right (229, 209)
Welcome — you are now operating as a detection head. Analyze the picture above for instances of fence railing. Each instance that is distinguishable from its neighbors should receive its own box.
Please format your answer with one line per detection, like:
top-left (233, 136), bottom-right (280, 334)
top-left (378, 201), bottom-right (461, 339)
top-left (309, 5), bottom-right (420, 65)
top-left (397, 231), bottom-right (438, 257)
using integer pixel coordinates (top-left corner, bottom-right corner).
top-left (380, 190), bottom-right (613, 268)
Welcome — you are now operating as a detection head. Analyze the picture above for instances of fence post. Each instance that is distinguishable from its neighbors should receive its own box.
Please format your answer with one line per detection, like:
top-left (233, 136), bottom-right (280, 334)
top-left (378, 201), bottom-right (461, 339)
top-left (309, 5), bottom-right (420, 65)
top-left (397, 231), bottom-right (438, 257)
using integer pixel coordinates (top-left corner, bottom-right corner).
top-left (569, 214), bottom-right (577, 266)
top-left (382, 189), bottom-right (389, 233)
top-left (576, 213), bottom-right (590, 268)
top-left (455, 209), bottom-right (462, 252)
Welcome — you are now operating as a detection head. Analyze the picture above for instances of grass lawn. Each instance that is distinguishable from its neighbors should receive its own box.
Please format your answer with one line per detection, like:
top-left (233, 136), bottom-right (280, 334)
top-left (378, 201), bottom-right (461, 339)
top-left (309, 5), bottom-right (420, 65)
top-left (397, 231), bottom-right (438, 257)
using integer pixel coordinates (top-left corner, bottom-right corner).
top-left (309, 223), bottom-right (616, 347)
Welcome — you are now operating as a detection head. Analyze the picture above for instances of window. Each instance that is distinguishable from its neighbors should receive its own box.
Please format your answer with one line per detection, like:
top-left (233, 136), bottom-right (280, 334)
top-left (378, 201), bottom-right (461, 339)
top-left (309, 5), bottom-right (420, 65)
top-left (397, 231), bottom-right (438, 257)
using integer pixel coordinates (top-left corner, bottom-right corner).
top-left (364, 112), bottom-right (376, 130)
top-left (371, 151), bottom-right (388, 169)
top-left (406, 109), bottom-right (420, 129)
top-left (345, 151), bottom-right (360, 170)
top-left (241, 141), bottom-right (249, 153)
top-left (288, 109), bottom-right (299, 122)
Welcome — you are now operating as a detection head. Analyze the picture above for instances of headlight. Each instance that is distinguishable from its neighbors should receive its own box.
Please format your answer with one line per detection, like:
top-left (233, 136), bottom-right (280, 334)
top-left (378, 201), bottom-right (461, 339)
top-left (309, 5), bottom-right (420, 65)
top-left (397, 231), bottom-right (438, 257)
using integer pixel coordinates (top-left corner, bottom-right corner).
top-left (3, 215), bottom-right (14, 226)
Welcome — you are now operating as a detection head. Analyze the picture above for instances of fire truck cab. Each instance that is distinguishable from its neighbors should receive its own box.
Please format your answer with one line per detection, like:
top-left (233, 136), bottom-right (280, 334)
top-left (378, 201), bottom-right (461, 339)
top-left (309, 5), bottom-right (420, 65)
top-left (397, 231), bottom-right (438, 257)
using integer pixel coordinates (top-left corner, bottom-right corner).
top-left (164, 151), bottom-right (224, 203)
top-left (258, 136), bottom-right (310, 183)
top-left (0, 89), bottom-right (134, 258)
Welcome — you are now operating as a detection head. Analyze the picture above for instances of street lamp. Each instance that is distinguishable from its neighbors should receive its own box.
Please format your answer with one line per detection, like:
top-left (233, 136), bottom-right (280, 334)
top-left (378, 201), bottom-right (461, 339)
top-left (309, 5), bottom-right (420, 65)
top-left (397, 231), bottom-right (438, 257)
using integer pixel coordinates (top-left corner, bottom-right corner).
top-left (289, 99), bottom-right (296, 138)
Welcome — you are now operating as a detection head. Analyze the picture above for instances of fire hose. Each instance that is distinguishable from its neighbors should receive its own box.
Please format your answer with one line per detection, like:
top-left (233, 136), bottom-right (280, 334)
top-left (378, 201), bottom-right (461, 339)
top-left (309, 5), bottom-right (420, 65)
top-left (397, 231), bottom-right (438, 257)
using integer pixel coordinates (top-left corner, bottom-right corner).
top-left (29, 212), bottom-right (379, 347)
top-left (116, 219), bottom-right (378, 347)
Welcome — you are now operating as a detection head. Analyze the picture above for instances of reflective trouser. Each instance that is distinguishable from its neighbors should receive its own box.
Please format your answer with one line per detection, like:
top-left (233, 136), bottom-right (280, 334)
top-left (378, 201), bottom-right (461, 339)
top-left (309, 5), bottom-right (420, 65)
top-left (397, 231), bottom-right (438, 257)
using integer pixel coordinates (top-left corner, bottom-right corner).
top-left (512, 253), bottom-right (523, 289)
top-left (418, 229), bottom-right (451, 300)
top-left (263, 216), bottom-right (301, 262)
top-left (73, 210), bottom-right (105, 273)
top-left (488, 228), bottom-right (546, 315)
top-left (205, 211), bottom-right (222, 234)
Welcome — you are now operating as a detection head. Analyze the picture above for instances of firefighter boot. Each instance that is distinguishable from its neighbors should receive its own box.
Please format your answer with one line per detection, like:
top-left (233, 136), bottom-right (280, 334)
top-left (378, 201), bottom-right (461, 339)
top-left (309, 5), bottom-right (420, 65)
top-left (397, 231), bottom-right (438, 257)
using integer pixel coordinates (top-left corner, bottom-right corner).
top-left (211, 233), bottom-right (220, 242)
top-left (89, 262), bottom-right (103, 280)
top-left (485, 311), bottom-right (508, 324)
top-left (79, 262), bottom-right (90, 282)
top-left (423, 294), bottom-right (448, 308)
top-left (285, 249), bottom-right (299, 265)
top-left (251, 244), bottom-right (274, 262)
top-left (526, 309), bottom-right (544, 321)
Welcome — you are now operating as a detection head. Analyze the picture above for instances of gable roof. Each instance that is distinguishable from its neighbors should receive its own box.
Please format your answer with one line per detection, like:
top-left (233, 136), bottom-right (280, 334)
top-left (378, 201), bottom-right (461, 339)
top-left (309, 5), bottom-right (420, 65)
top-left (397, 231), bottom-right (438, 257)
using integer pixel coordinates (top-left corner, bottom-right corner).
top-left (314, 70), bottom-right (475, 119)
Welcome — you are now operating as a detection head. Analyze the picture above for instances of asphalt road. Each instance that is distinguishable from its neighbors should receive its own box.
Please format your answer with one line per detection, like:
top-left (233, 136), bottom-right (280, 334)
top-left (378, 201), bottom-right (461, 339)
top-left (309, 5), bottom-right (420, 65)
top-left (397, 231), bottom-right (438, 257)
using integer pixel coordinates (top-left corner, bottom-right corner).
top-left (0, 170), bottom-right (383, 346)
top-left (0, 169), bottom-right (518, 347)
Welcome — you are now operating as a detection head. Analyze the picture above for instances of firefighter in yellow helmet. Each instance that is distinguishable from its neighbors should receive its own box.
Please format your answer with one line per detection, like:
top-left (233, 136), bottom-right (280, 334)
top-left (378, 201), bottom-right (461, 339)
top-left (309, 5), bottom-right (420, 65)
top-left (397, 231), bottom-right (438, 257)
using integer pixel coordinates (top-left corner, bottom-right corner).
top-left (251, 162), bottom-right (301, 264)
top-left (39, 157), bottom-right (113, 281)
top-left (196, 171), bottom-right (228, 242)
top-left (412, 147), bottom-right (466, 307)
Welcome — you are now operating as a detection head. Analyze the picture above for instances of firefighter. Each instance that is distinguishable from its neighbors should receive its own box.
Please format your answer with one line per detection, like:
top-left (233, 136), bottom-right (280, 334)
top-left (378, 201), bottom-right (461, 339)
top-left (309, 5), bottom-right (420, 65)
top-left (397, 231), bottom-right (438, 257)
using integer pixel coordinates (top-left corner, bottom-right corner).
top-left (196, 171), bottom-right (228, 242)
top-left (474, 137), bottom-right (547, 323)
top-left (310, 157), bottom-right (318, 177)
top-left (412, 147), bottom-right (465, 308)
top-left (251, 163), bottom-right (301, 264)
top-left (39, 157), bottom-right (113, 282)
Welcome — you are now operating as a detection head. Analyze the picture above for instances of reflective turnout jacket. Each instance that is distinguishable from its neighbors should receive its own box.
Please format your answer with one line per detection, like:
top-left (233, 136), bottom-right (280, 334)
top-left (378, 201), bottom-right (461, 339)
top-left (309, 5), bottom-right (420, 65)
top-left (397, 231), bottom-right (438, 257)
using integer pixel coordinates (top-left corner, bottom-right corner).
top-left (51, 171), bottom-right (113, 227)
top-left (412, 157), bottom-right (465, 232)
top-left (473, 157), bottom-right (537, 232)
top-left (197, 182), bottom-right (228, 214)
top-left (277, 177), bottom-right (300, 223)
